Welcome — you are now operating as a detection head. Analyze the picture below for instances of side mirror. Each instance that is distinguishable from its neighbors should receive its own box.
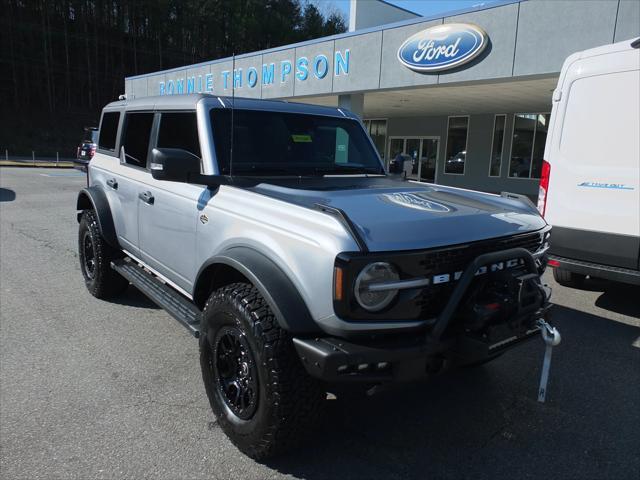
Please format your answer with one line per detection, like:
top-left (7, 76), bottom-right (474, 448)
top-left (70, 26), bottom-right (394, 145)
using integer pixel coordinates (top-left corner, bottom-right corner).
top-left (150, 148), bottom-right (201, 182)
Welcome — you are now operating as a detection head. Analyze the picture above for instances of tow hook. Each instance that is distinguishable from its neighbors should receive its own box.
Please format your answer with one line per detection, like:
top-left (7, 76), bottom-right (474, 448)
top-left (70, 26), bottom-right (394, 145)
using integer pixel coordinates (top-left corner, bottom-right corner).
top-left (536, 316), bottom-right (561, 403)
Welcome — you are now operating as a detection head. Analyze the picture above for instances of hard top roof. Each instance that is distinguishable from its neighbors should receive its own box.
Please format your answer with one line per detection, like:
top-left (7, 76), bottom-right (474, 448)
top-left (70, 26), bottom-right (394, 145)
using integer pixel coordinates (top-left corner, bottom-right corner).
top-left (102, 94), bottom-right (357, 119)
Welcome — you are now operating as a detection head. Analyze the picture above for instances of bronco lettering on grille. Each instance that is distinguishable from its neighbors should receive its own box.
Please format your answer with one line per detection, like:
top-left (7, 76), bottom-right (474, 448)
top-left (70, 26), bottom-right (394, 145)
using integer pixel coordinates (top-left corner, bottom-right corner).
top-left (431, 258), bottom-right (525, 285)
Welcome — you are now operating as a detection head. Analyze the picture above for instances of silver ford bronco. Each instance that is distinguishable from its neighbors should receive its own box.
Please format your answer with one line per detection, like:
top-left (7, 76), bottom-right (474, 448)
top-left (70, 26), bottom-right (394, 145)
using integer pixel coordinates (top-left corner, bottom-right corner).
top-left (77, 94), bottom-right (551, 459)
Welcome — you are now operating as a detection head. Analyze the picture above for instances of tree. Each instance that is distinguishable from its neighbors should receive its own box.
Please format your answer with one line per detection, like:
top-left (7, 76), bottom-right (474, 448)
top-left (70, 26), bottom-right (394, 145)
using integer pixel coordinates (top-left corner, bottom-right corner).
top-left (0, 0), bottom-right (347, 157)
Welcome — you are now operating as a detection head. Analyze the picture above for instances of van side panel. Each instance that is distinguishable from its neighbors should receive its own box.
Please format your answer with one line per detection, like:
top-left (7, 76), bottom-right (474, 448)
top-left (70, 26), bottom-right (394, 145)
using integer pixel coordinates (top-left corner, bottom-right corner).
top-left (545, 45), bottom-right (640, 270)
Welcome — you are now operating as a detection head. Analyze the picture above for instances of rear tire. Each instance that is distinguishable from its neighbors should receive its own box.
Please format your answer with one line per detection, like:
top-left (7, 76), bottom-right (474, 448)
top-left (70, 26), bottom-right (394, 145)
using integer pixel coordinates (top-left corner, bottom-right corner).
top-left (199, 283), bottom-right (324, 460)
top-left (552, 267), bottom-right (586, 288)
top-left (78, 210), bottom-right (129, 299)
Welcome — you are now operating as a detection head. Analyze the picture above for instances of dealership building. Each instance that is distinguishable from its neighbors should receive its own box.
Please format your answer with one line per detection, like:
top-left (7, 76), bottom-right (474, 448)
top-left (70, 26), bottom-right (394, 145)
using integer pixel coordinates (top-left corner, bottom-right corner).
top-left (125, 0), bottom-right (640, 197)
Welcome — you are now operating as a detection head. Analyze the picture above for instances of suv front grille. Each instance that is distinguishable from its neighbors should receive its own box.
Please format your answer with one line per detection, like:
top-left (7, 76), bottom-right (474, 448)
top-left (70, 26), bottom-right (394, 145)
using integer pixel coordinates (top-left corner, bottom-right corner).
top-left (414, 232), bottom-right (543, 317)
top-left (334, 230), bottom-right (545, 322)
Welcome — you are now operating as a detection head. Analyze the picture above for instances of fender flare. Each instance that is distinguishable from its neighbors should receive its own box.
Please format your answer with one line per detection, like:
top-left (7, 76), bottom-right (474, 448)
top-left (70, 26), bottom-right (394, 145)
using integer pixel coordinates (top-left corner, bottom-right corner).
top-left (196, 246), bottom-right (322, 336)
top-left (76, 186), bottom-right (119, 248)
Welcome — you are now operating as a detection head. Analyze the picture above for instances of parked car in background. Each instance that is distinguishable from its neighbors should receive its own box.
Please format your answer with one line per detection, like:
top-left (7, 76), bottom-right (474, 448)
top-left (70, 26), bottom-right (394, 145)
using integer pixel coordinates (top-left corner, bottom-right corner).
top-left (539, 37), bottom-right (640, 287)
top-left (445, 150), bottom-right (466, 174)
top-left (74, 127), bottom-right (98, 170)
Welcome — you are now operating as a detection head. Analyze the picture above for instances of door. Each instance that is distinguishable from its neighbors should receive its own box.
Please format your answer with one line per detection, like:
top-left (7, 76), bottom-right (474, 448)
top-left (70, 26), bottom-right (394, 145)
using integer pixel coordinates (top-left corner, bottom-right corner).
top-left (109, 111), bottom-right (156, 256)
top-left (137, 112), bottom-right (203, 293)
top-left (388, 137), bottom-right (440, 183)
top-left (419, 138), bottom-right (439, 183)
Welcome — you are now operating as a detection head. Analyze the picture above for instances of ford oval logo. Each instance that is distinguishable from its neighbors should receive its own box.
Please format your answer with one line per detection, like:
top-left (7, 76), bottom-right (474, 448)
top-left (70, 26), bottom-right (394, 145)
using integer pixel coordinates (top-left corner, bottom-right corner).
top-left (382, 193), bottom-right (451, 213)
top-left (397, 23), bottom-right (488, 72)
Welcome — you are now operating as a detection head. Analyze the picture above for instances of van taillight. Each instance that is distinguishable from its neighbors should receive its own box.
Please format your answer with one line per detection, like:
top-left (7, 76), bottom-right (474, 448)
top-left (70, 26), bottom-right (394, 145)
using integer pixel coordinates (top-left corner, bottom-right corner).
top-left (537, 160), bottom-right (551, 217)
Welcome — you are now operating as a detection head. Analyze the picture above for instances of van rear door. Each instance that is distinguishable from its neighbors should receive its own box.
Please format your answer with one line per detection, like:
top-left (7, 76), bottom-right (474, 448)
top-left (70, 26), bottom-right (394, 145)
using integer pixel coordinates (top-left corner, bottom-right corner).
top-left (544, 43), bottom-right (640, 270)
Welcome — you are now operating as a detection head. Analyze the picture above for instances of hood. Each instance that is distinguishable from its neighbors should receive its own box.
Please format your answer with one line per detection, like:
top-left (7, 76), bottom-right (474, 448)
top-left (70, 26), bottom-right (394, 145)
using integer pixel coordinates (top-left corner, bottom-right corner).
top-left (246, 177), bottom-right (547, 252)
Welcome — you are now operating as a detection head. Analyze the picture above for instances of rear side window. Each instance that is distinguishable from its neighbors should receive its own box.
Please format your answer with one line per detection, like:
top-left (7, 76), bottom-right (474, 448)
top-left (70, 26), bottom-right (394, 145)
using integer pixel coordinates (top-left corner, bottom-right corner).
top-left (98, 112), bottom-right (120, 151)
top-left (157, 112), bottom-right (201, 158)
top-left (121, 112), bottom-right (154, 168)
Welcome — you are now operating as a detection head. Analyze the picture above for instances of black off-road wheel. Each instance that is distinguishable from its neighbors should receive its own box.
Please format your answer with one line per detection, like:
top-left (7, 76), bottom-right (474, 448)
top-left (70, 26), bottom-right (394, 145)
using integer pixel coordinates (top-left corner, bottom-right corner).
top-left (78, 210), bottom-right (129, 299)
top-left (199, 283), bottom-right (325, 460)
top-left (552, 267), bottom-right (586, 288)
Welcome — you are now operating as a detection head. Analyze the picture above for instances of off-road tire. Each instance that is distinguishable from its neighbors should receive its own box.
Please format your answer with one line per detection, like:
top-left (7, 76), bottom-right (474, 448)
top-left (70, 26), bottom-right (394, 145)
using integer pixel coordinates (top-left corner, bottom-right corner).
top-left (552, 267), bottom-right (586, 288)
top-left (78, 210), bottom-right (128, 299)
top-left (199, 282), bottom-right (325, 460)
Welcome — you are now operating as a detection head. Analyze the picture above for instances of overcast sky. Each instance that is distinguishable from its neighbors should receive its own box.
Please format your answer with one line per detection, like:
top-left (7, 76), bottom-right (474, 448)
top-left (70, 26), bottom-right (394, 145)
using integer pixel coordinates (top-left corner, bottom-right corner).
top-left (313, 0), bottom-right (500, 21)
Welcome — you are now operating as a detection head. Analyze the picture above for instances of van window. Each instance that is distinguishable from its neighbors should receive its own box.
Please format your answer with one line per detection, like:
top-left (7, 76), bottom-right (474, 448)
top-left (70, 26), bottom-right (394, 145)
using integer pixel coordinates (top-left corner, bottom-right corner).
top-left (121, 112), bottom-right (154, 168)
top-left (157, 112), bottom-right (201, 158)
top-left (98, 112), bottom-right (120, 151)
top-left (509, 113), bottom-right (550, 178)
top-left (560, 71), bottom-right (640, 168)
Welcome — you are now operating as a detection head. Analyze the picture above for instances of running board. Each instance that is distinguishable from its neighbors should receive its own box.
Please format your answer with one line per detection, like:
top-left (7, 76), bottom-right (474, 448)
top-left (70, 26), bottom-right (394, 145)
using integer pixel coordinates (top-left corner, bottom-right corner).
top-left (111, 258), bottom-right (201, 337)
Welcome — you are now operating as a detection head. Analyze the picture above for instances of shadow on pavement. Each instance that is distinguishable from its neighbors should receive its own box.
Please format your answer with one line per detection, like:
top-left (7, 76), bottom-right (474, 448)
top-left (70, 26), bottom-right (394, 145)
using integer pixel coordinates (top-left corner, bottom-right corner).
top-left (0, 187), bottom-right (16, 202)
top-left (266, 304), bottom-right (640, 480)
top-left (110, 285), bottom-right (160, 309)
top-left (595, 283), bottom-right (640, 319)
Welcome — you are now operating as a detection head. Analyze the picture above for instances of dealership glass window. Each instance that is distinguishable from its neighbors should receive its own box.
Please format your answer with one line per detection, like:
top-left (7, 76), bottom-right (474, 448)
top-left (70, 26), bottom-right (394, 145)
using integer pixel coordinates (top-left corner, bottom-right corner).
top-left (364, 119), bottom-right (387, 161)
top-left (121, 113), bottom-right (154, 168)
top-left (444, 116), bottom-right (469, 175)
top-left (489, 114), bottom-right (506, 176)
top-left (98, 112), bottom-right (120, 151)
top-left (157, 112), bottom-right (201, 158)
top-left (509, 113), bottom-right (550, 178)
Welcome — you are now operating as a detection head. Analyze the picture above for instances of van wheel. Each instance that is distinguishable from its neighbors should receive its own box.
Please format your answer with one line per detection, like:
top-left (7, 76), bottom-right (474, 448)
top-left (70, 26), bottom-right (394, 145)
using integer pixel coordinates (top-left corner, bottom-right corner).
top-left (552, 267), bottom-right (586, 288)
top-left (199, 283), bottom-right (324, 460)
top-left (78, 210), bottom-right (129, 299)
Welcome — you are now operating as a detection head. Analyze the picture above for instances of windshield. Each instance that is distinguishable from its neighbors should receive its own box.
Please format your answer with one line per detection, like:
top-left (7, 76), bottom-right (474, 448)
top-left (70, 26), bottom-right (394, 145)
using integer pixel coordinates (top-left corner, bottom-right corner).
top-left (210, 109), bottom-right (385, 176)
top-left (82, 129), bottom-right (99, 144)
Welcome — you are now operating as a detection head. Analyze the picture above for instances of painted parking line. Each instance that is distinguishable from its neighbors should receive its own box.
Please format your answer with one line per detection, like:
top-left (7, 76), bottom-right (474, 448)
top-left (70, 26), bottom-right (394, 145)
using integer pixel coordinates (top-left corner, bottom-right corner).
top-left (40, 172), bottom-right (86, 177)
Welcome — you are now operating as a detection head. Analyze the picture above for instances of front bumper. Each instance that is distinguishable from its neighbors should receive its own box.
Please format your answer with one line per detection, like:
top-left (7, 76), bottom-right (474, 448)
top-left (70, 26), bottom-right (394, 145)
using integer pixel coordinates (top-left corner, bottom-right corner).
top-left (293, 325), bottom-right (541, 382)
top-left (294, 247), bottom-right (551, 383)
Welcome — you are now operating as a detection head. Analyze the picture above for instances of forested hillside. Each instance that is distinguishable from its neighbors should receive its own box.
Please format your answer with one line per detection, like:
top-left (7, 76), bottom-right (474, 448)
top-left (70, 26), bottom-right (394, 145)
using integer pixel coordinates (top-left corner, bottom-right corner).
top-left (0, 0), bottom-right (346, 156)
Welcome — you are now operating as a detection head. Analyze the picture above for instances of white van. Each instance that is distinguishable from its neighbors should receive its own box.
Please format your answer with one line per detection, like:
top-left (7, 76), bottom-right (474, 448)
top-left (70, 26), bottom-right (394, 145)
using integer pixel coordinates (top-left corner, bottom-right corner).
top-left (539, 37), bottom-right (640, 287)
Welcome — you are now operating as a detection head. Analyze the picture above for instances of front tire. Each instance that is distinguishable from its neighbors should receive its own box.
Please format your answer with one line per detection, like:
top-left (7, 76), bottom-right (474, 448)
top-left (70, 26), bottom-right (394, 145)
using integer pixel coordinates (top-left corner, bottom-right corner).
top-left (78, 210), bottom-right (128, 299)
top-left (199, 283), bottom-right (324, 460)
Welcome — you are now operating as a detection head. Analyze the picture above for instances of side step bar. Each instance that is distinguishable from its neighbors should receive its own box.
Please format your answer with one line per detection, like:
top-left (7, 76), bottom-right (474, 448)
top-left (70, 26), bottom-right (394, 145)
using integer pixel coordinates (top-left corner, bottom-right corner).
top-left (111, 258), bottom-right (201, 337)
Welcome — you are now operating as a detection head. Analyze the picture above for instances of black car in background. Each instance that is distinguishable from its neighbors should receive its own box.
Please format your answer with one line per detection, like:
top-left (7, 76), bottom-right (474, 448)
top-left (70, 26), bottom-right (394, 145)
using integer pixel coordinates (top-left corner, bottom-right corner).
top-left (74, 127), bottom-right (98, 170)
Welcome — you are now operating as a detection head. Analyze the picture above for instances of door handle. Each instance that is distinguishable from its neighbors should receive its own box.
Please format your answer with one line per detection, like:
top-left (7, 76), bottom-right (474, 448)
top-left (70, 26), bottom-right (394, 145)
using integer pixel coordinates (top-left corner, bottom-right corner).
top-left (138, 191), bottom-right (154, 205)
top-left (106, 178), bottom-right (118, 190)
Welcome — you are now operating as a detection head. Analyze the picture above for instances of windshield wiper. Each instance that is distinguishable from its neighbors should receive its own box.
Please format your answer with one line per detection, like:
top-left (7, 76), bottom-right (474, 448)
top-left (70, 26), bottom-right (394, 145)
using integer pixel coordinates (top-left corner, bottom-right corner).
top-left (312, 165), bottom-right (383, 175)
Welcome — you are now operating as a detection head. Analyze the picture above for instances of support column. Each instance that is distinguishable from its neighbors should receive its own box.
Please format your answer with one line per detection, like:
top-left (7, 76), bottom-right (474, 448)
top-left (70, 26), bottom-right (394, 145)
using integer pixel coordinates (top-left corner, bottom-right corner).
top-left (338, 93), bottom-right (364, 119)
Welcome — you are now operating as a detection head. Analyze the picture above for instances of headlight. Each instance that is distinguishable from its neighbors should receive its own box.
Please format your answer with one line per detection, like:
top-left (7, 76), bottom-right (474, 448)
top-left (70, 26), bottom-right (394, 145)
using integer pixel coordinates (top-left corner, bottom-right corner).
top-left (354, 262), bottom-right (400, 312)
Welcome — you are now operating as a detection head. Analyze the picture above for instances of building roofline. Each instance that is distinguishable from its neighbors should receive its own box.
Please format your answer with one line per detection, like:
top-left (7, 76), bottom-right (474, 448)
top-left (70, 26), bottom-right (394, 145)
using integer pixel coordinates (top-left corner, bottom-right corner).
top-left (126, 0), bottom-right (522, 81)
top-left (375, 0), bottom-right (421, 17)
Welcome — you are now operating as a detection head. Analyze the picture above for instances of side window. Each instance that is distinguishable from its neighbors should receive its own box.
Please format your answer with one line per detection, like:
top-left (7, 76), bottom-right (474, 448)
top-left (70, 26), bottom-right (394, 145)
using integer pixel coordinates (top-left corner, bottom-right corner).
top-left (444, 116), bottom-right (469, 175)
top-left (98, 112), bottom-right (120, 152)
top-left (157, 112), bottom-right (201, 158)
top-left (121, 112), bottom-right (154, 168)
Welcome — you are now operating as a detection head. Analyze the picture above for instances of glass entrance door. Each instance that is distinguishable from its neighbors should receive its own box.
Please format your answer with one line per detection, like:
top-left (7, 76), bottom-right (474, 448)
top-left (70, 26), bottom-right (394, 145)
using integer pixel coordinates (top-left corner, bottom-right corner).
top-left (405, 139), bottom-right (421, 180)
top-left (388, 137), bottom-right (440, 183)
top-left (420, 138), bottom-right (438, 183)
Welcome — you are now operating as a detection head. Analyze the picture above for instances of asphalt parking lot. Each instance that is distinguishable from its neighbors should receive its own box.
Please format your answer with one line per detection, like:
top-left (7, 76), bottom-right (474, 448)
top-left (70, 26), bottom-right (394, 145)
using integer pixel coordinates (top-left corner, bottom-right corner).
top-left (1, 167), bottom-right (639, 480)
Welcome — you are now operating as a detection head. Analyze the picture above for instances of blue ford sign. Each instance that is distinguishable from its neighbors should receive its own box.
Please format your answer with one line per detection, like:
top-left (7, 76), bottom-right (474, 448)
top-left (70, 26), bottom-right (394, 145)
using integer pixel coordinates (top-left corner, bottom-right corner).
top-left (397, 23), bottom-right (488, 73)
